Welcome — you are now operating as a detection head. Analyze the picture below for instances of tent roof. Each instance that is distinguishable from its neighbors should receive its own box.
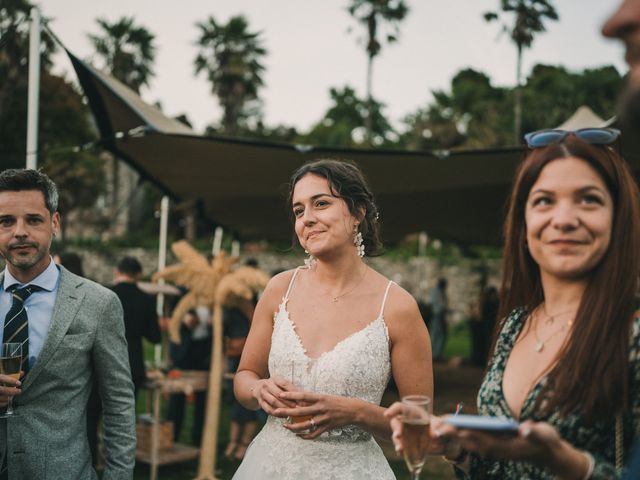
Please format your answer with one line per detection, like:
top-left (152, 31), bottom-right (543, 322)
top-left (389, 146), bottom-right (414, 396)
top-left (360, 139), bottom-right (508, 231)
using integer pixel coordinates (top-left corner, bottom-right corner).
top-left (67, 50), bottom-right (640, 246)
top-left (556, 105), bottom-right (606, 130)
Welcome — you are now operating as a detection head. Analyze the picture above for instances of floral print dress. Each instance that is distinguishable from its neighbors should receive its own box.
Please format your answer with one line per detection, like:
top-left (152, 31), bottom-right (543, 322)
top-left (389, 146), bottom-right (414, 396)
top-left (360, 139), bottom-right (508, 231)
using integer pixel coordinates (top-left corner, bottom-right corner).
top-left (456, 307), bottom-right (640, 479)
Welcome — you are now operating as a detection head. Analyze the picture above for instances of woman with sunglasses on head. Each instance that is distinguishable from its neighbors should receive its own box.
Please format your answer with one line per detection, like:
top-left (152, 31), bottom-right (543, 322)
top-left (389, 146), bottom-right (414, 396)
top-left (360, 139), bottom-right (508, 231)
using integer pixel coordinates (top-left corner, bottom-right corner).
top-left (387, 128), bottom-right (640, 479)
top-left (232, 159), bottom-right (433, 479)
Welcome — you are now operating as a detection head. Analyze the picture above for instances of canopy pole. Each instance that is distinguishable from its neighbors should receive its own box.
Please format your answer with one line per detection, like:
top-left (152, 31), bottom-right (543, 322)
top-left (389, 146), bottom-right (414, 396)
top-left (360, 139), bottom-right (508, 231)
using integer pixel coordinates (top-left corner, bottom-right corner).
top-left (418, 231), bottom-right (429, 300)
top-left (155, 196), bottom-right (169, 367)
top-left (26, 7), bottom-right (41, 170)
top-left (212, 226), bottom-right (223, 255)
top-left (231, 240), bottom-right (240, 257)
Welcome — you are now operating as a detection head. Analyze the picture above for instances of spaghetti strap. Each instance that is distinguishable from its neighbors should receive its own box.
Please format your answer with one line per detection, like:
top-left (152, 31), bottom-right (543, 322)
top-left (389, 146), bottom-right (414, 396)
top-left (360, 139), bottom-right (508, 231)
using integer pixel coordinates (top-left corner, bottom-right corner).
top-left (283, 267), bottom-right (302, 302)
top-left (378, 281), bottom-right (395, 318)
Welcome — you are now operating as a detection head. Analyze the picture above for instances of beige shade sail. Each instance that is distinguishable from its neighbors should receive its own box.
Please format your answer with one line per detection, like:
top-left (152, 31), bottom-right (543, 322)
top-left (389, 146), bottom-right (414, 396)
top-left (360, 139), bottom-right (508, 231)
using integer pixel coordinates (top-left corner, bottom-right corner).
top-left (66, 50), bottom-right (640, 246)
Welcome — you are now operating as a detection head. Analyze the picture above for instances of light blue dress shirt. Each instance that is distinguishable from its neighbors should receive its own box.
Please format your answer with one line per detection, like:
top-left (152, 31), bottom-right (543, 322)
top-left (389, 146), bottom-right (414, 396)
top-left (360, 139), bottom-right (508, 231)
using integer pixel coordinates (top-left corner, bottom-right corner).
top-left (1, 258), bottom-right (60, 368)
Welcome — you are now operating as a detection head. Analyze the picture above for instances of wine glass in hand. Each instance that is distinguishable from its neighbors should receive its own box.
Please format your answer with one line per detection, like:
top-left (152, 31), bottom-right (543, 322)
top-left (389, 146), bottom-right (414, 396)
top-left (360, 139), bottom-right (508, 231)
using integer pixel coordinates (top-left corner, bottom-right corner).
top-left (401, 395), bottom-right (432, 479)
top-left (287, 359), bottom-right (316, 432)
top-left (0, 342), bottom-right (22, 417)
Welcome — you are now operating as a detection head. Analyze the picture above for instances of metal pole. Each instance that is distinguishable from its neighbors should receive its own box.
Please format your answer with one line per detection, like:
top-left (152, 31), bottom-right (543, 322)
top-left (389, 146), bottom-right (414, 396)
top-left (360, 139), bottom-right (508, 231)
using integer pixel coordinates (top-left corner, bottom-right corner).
top-left (26, 7), bottom-right (41, 169)
top-left (155, 196), bottom-right (169, 366)
top-left (212, 226), bottom-right (223, 255)
top-left (231, 240), bottom-right (240, 257)
top-left (418, 232), bottom-right (429, 300)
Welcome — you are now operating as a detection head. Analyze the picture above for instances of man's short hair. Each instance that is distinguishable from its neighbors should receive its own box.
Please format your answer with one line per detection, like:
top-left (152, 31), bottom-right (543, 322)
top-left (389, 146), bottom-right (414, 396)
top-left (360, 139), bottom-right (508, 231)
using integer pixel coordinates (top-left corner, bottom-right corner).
top-left (117, 256), bottom-right (143, 276)
top-left (0, 168), bottom-right (59, 214)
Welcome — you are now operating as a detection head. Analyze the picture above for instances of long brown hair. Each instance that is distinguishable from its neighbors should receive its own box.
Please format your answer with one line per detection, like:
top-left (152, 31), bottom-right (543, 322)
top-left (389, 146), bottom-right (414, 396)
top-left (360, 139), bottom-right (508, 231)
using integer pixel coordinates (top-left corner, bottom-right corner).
top-left (499, 136), bottom-right (640, 422)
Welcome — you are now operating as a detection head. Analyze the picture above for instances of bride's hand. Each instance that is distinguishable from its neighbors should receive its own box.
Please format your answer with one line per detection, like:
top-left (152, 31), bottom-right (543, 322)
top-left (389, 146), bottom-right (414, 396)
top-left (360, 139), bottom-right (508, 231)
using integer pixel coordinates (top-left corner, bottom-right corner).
top-left (253, 375), bottom-right (298, 417)
top-left (276, 391), bottom-right (354, 439)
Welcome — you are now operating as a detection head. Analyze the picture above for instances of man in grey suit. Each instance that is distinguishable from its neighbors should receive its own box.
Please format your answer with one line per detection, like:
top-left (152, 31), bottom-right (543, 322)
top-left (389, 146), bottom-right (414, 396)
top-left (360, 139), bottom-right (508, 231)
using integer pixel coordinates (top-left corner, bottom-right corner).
top-left (0, 169), bottom-right (136, 479)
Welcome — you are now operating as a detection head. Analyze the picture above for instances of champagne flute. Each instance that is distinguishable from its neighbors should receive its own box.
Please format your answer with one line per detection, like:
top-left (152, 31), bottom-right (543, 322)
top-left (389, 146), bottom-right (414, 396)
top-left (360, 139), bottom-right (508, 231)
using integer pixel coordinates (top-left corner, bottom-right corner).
top-left (401, 395), bottom-right (432, 479)
top-left (287, 359), bottom-right (316, 432)
top-left (0, 342), bottom-right (23, 418)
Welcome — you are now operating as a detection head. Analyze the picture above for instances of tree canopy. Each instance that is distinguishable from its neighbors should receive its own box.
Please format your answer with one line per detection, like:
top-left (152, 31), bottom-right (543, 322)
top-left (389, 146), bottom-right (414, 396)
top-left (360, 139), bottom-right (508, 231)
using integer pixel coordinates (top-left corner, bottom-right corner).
top-left (401, 64), bottom-right (622, 151)
top-left (194, 15), bottom-right (267, 136)
top-left (0, 1), bottom-right (103, 225)
top-left (87, 16), bottom-right (155, 93)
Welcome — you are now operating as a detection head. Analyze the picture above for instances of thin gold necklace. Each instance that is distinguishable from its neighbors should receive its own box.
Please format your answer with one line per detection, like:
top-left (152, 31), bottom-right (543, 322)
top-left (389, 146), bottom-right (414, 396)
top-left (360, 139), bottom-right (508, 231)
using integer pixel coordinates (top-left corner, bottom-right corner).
top-left (533, 308), bottom-right (574, 353)
top-left (541, 303), bottom-right (574, 326)
top-left (330, 266), bottom-right (367, 302)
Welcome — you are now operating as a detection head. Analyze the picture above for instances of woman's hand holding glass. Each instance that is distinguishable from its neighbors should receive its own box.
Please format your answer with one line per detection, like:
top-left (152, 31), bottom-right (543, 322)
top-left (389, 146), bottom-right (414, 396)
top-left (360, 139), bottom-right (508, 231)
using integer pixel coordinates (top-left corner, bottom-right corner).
top-left (252, 375), bottom-right (297, 417)
top-left (387, 406), bottom-right (591, 479)
top-left (385, 403), bottom-right (455, 459)
top-left (276, 390), bottom-right (356, 439)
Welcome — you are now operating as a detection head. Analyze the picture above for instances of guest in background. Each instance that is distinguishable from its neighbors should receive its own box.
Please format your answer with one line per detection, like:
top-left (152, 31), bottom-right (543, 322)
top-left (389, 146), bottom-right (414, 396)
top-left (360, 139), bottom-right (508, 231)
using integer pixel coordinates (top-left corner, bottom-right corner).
top-left (167, 304), bottom-right (212, 445)
top-left (604, 3), bottom-right (640, 476)
top-left (111, 256), bottom-right (161, 397)
top-left (469, 286), bottom-right (499, 367)
top-left (428, 277), bottom-right (449, 360)
top-left (223, 298), bottom-right (258, 460)
top-left (223, 259), bottom-right (260, 460)
top-left (53, 251), bottom-right (85, 277)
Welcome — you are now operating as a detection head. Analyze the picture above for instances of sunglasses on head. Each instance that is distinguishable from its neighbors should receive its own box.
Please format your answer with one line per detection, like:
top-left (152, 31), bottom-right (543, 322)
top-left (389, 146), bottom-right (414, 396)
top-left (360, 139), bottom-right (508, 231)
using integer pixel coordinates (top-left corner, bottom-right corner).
top-left (524, 128), bottom-right (621, 148)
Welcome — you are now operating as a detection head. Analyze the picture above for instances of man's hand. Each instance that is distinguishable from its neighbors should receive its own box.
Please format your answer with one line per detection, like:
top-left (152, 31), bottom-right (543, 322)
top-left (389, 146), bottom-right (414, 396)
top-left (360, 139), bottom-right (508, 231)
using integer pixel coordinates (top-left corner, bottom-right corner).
top-left (0, 373), bottom-right (21, 407)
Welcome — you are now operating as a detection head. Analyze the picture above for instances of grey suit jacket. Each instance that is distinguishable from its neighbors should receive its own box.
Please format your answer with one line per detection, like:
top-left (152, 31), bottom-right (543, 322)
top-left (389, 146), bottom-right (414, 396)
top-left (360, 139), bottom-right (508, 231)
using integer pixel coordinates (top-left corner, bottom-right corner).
top-left (1, 267), bottom-right (136, 480)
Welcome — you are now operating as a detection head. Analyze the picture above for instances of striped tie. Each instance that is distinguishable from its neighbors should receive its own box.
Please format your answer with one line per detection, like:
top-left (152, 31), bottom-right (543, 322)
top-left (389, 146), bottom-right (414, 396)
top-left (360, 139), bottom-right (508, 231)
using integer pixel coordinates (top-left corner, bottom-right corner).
top-left (3, 284), bottom-right (43, 374)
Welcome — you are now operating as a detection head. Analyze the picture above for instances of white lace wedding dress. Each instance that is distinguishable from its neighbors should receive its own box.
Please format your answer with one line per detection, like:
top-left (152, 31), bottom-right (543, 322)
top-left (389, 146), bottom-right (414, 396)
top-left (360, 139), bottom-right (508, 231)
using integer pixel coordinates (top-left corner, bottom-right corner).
top-left (232, 269), bottom-right (396, 479)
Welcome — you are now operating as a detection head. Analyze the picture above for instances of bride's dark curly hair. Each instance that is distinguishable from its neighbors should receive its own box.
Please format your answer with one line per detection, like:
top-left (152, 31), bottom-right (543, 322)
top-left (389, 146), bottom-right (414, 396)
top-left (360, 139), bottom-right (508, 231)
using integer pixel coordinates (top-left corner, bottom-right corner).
top-left (287, 158), bottom-right (383, 257)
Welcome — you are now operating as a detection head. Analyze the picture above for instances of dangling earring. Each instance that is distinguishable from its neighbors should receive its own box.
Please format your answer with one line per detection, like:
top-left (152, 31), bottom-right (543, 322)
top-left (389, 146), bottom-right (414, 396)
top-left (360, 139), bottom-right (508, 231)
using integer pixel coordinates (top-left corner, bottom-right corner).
top-left (304, 249), bottom-right (317, 268)
top-left (353, 226), bottom-right (365, 258)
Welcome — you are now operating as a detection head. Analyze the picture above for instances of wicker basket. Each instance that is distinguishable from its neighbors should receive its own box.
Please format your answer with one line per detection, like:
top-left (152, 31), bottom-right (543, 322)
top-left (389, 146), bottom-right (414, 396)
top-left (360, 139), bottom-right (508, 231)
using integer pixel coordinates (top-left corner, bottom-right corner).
top-left (136, 421), bottom-right (174, 452)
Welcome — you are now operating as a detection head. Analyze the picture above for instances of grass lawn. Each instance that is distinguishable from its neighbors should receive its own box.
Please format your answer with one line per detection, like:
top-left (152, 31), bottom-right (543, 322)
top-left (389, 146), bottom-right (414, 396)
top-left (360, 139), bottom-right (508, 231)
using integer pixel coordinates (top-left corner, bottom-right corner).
top-left (130, 324), bottom-right (472, 479)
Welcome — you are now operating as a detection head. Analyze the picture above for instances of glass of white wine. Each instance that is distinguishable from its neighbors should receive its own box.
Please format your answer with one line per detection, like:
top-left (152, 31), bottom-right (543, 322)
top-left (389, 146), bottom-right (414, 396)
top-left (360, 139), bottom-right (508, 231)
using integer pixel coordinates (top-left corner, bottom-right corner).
top-left (0, 342), bottom-right (22, 418)
top-left (401, 395), bottom-right (432, 480)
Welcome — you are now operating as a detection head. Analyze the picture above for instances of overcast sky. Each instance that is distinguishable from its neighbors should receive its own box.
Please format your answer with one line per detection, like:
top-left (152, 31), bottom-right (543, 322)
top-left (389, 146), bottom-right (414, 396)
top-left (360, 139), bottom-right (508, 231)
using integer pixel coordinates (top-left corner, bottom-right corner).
top-left (41, 0), bottom-right (625, 133)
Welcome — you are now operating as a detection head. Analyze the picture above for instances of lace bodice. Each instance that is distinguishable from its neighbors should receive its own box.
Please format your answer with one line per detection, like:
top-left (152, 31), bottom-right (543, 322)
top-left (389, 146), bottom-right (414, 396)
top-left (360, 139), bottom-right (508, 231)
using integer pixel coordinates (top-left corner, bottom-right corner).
top-left (232, 268), bottom-right (396, 479)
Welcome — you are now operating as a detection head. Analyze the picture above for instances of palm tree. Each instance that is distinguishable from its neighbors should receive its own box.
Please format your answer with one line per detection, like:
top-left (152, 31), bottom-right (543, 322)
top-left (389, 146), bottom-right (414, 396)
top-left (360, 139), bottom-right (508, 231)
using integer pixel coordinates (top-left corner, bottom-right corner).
top-left (0, 0), bottom-right (55, 119)
top-left (347, 0), bottom-right (408, 144)
top-left (194, 15), bottom-right (266, 137)
top-left (88, 16), bottom-right (155, 93)
top-left (87, 17), bottom-right (156, 236)
top-left (484, 0), bottom-right (558, 143)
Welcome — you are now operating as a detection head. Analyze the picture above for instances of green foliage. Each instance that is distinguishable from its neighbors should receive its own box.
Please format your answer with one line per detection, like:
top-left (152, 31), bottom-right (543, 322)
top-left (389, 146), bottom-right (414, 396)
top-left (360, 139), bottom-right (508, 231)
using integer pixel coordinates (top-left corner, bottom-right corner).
top-left (443, 322), bottom-right (472, 359)
top-left (484, 0), bottom-right (559, 52)
top-left (302, 86), bottom-right (396, 147)
top-left (347, 0), bottom-right (409, 59)
top-left (401, 69), bottom-right (513, 150)
top-left (0, 6), bottom-right (104, 225)
top-left (402, 64), bottom-right (623, 150)
top-left (347, 0), bottom-right (409, 144)
top-left (484, 0), bottom-right (559, 140)
top-left (194, 15), bottom-right (267, 137)
top-left (87, 16), bottom-right (156, 93)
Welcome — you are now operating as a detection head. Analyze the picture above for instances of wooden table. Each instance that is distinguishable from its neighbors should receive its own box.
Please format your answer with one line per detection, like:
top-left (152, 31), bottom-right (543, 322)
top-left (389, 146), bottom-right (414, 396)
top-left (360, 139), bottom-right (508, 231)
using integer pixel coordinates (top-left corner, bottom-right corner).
top-left (136, 370), bottom-right (209, 480)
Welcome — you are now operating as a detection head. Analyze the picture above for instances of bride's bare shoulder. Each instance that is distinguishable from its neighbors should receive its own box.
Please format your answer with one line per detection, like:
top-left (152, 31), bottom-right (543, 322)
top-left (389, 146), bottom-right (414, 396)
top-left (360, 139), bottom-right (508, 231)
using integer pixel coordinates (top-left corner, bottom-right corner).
top-left (377, 280), bottom-right (421, 324)
top-left (262, 268), bottom-right (299, 299)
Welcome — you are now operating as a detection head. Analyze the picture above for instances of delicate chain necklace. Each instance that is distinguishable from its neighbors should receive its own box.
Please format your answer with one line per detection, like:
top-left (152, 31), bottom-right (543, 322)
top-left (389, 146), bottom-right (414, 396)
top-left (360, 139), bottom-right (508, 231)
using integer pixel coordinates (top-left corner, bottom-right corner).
top-left (541, 303), bottom-right (574, 326)
top-left (533, 307), bottom-right (574, 353)
top-left (330, 266), bottom-right (367, 302)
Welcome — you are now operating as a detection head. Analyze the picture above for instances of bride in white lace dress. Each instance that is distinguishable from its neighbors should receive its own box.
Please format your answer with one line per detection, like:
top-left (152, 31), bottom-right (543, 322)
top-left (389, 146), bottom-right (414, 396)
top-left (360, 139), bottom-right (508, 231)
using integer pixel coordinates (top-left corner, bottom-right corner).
top-left (233, 159), bottom-right (433, 479)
